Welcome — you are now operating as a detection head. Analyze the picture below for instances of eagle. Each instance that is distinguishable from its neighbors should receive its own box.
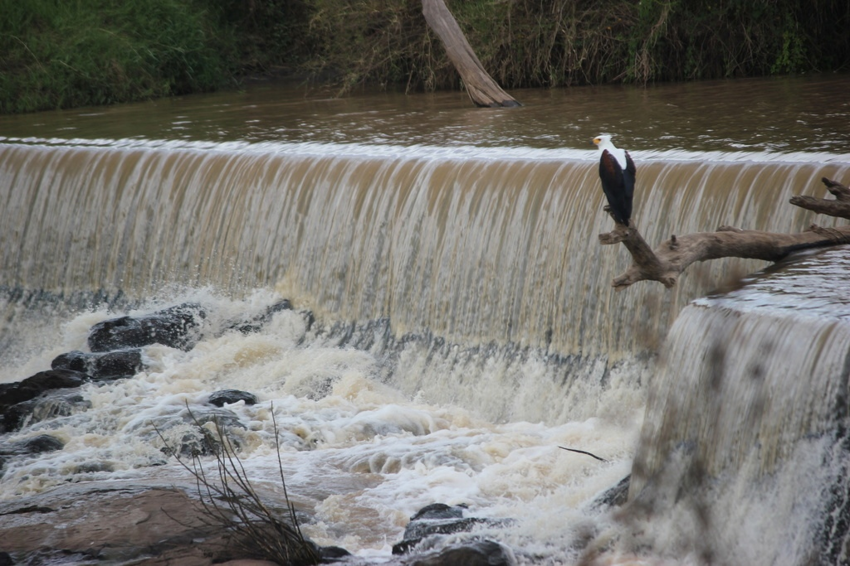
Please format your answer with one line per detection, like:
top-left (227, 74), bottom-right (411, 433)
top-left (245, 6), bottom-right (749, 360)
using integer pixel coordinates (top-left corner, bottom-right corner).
top-left (593, 134), bottom-right (636, 226)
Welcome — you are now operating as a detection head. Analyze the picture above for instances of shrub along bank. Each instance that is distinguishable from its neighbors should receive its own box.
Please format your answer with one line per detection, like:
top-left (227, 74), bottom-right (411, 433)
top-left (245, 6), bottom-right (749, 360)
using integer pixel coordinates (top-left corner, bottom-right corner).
top-left (309, 0), bottom-right (850, 91)
top-left (0, 0), bottom-right (235, 113)
top-left (1, 0), bottom-right (849, 114)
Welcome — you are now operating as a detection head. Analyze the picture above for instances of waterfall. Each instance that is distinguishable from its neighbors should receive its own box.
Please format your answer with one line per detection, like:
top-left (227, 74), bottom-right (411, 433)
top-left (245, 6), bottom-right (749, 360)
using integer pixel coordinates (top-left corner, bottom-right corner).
top-left (2, 140), bottom-right (848, 422)
top-left (3, 142), bottom-right (847, 352)
top-left (624, 245), bottom-right (850, 563)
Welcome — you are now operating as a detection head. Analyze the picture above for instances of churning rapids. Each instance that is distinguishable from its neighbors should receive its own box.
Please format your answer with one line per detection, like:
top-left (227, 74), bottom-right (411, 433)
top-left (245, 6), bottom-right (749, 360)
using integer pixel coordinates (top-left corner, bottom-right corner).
top-left (1, 74), bottom-right (850, 565)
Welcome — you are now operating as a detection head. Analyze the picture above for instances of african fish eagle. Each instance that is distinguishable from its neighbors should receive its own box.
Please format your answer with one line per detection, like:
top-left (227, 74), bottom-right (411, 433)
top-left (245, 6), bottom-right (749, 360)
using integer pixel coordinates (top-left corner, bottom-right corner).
top-left (593, 134), bottom-right (636, 226)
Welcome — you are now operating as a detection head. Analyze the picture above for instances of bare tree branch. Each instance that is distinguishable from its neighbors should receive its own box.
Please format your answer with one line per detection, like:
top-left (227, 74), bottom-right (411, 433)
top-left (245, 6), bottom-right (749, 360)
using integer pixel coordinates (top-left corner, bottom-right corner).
top-left (559, 446), bottom-right (608, 462)
top-left (600, 177), bottom-right (850, 289)
top-left (789, 177), bottom-right (850, 219)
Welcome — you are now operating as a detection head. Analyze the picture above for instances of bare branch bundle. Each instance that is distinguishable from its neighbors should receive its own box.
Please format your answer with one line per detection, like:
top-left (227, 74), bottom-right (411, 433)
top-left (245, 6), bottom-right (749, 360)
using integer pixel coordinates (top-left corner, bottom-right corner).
top-left (599, 177), bottom-right (850, 289)
top-left (156, 404), bottom-right (319, 565)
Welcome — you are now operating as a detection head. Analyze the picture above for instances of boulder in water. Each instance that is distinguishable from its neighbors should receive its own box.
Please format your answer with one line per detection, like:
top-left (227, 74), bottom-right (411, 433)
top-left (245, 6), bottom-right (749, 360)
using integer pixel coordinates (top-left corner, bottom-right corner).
top-left (0, 370), bottom-right (88, 433)
top-left (3, 390), bottom-right (90, 431)
top-left (590, 475), bottom-right (631, 509)
top-left (392, 503), bottom-right (511, 555)
top-left (87, 303), bottom-right (206, 352)
top-left (407, 539), bottom-right (515, 566)
top-left (226, 299), bottom-right (293, 335)
top-left (0, 434), bottom-right (65, 456)
top-left (208, 389), bottom-right (259, 407)
top-left (51, 349), bottom-right (145, 380)
top-left (315, 544), bottom-right (351, 562)
top-left (0, 369), bottom-right (86, 409)
top-left (153, 407), bottom-right (246, 457)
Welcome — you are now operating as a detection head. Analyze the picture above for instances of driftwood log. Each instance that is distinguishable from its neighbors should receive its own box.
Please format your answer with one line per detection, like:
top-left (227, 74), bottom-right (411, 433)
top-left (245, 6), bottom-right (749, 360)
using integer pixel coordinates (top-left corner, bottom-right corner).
top-left (422, 0), bottom-right (520, 108)
top-left (600, 177), bottom-right (850, 289)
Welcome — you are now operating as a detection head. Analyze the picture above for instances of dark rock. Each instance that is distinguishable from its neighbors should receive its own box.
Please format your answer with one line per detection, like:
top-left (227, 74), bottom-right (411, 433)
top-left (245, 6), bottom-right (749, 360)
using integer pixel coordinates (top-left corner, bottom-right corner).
top-left (72, 461), bottom-right (114, 474)
top-left (3, 390), bottom-right (90, 431)
top-left (183, 407), bottom-right (244, 430)
top-left (408, 540), bottom-right (514, 566)
top-left (0, 434), bottom-right (64, 456)
top-left (393, 503), bottom-right (511, 555)
top-left (0, 551), bottom-right (12, 566)
top-left (208, 389), bottom-right (258, 407)
top-left (411, 503), bottom-right (466, 521)
top-left (227, 299), bottom-right (293, 334)
top-left (155, 407), bottom-right (245, 457)
top-left (590, 475), bottom-right (631, 509)
top-left (0, 370), bottom-right (86, 411)
top-left (87, 303), bottom-right (206, 352)
top-left (10, 548), bottom-right (95, 565)
top-left (301, 309), bottom-right (315, 333)
top-left (51, 349), bottom-right (144, 380)
top-left (160, 428), bottom-right (218, 458)
top-left (317, 545), bottom-right (351, 563)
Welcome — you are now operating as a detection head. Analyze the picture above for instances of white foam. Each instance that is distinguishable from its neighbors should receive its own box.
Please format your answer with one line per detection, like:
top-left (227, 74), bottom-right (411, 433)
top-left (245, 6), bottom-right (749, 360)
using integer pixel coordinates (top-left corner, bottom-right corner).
top-left (0, 290), bottom-right (642, 562)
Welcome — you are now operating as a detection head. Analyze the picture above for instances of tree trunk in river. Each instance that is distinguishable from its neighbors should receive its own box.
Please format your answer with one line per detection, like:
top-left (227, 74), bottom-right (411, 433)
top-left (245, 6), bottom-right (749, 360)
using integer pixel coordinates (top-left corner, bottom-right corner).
top-left (600, 177), bottom-right (850, 289)
top-left (422, 0), bottom-right (520, 108)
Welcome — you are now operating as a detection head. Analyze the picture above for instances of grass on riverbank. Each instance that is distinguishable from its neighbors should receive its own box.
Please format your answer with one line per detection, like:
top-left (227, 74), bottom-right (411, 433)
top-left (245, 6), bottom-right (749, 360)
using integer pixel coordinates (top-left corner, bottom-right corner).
top-left (0, 0), bottom-right (237, 113)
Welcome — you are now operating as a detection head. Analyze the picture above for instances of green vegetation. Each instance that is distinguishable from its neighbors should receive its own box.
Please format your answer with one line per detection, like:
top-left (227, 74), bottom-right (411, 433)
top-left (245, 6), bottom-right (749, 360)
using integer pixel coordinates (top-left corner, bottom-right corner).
top-left (1, 0), bottom-right (849, 113)
top-left (0, 0), bottom-right (238, 113)
top-left (310, 0), bottom-right (850, 91)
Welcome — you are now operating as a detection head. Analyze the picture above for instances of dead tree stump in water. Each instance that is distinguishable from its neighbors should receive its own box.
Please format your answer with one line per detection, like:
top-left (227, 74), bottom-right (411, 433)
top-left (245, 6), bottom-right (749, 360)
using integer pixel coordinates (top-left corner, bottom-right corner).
top-left (422, 0), bottom-right (520, 108)
top-left (599, 177), bottom-right (850, 289)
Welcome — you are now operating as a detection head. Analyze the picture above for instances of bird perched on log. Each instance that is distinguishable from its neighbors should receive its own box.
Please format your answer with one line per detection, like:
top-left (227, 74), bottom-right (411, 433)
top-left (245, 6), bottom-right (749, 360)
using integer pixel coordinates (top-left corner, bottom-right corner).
top-left (593, 134), bottom-right (636, 226)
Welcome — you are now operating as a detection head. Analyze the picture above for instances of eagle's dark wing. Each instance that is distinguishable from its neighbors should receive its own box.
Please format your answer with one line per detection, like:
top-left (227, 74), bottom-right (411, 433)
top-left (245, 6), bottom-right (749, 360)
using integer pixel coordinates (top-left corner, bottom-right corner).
top-left (599, 149), bottom-right (631, 226)
top-left (622, 150), bottom-right (636, 224)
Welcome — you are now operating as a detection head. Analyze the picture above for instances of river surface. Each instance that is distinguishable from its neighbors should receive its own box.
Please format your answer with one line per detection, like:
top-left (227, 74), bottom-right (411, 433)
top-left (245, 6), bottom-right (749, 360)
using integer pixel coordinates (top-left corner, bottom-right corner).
top-left (1, 73), bottom-right (850, 565)
top-left (2, 73), bottom-right (850, 155)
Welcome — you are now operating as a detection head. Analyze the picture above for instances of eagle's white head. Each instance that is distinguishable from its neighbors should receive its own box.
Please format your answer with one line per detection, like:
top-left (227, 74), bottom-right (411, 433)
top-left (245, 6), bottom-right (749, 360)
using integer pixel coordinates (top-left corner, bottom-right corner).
top-left (593, 134), bottom-right (614, 150)
top-left (593, 134), bottom-right (626, 168)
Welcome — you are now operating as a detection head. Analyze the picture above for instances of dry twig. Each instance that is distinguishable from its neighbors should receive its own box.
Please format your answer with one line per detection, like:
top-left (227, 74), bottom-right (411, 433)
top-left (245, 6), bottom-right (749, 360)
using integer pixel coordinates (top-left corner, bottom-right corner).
top-left (156, 404), bottom-right (319, 565)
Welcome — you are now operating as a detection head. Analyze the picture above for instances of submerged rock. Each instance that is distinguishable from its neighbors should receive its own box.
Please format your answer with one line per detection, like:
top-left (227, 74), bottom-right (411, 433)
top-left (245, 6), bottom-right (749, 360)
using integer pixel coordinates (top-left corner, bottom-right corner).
top-left (0, 371), bottom-right (88, 433)
top-left (3, 390), bottom-right (90, 431)
top-left (153, 407), bottom-right (246, 457)
top-left (315, 544), bottom-right (351, 563)
top-left (590, 475), bottom-right (631, 509)
top-left (0, 434), bottom-right (65, 456)
top-left (226, 299), bottom-right (293, 335)
top-left (408, 540), bottom-right (515, 566)
top-left (88, 303), bottom-right (206, 352)
top-left (392, 503), bottom-right (511, 555)
top-left (51, 349), bottom-right (145, 380)
top-left (0, 369), bottom-right (86, 410)
top-left (208, 389), bottom-right (259, 407)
